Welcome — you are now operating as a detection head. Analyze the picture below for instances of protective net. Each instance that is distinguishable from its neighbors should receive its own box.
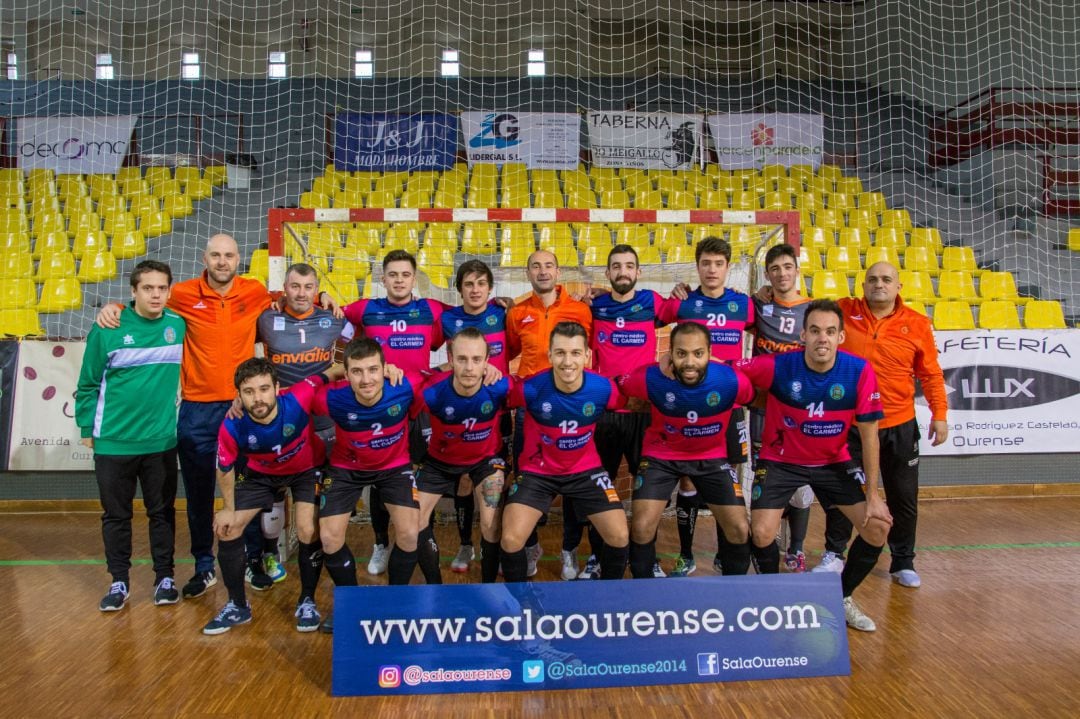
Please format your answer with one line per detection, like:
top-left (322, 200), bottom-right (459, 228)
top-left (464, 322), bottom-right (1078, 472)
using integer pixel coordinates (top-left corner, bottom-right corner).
top-left (0, 0), bottom-right (1077, 341)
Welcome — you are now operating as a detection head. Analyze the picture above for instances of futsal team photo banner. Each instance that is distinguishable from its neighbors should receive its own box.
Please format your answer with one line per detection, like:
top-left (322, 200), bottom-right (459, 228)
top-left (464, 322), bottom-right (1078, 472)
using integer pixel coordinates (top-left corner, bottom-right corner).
top-left (332, 574), bottom-right (850, 696)
top-left (915, 329), bottom-right (1080, 455)
top-left (334, 112), bottom-right (458, 171)
top-left (706, 114), bottom-right (824, 170)
top-left (586, 111), bottom-right (703, 170)
top-left (462, 112), bottom-right (580, 169)
top-left (17, 115), bottom-right (137, 175)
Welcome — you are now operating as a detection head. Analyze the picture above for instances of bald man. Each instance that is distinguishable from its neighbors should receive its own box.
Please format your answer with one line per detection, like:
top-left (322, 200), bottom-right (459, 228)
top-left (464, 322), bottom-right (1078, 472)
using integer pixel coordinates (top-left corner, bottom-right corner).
top-left (813, 262), bottom-right (949, 588)
top-left (99, 235), bottom-right (283, 598)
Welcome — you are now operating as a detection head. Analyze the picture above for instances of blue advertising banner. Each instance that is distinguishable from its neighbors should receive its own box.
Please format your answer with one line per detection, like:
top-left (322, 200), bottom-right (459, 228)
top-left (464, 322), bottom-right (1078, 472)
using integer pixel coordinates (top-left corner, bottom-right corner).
top-left (334, 113), bottom-right (457, 172)
top-left (332, 574), bottom-right (849, 696)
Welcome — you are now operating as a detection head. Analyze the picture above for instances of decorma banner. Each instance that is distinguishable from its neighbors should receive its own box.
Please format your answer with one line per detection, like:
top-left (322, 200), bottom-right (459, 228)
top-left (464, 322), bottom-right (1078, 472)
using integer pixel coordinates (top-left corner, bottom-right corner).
top-left (707, 114), bottom-right (824, 170)
top-left (334, 113), bottom-right (457, 172)
top-left (462, 112), bottom-right (580, 169)
top-left (586, 112), bottom-right (703, 170)
top-left (8, 340), bottom-right (94, 471)
top-left (332, 574), bottom-right (849, 696)
top-left (915, 329), bottom-right (1080, 455)
top-left (17, 116), bottom-right (137, 175)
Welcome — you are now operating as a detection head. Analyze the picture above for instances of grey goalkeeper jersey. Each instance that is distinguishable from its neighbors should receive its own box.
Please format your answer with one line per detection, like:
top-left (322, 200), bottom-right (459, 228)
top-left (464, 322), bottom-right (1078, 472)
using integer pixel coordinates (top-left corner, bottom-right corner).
top-left (256, 307), bottom-right (349, 386)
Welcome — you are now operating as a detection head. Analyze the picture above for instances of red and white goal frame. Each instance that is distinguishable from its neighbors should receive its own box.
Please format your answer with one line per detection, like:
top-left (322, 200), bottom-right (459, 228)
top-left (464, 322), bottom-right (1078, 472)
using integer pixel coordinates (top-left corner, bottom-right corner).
top-left (266, 207), bottom-right (801, 292)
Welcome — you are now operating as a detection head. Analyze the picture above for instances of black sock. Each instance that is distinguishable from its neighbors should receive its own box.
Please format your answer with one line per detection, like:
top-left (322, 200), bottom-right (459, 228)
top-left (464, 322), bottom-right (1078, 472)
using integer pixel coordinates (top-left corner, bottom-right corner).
top-left (370, 488), bottom-right (390, 547)
top-left (387, 546), bottom-right (418, 585)
top-left (629, 540), bottom-right (656, 579)
top-left (502, 548), bottom-right (528, 582)
top-left (297, 540), bottom-right (324, 602)
top-left (525, 529), bottom-right (539, 550)
top-left (720, 536), bottom-right (751, 575)
top-left (218, 537), bottom-right (247, 604)
top-left (263, 536), bottom-right (279, 555)
top-left (455, 494), bottom-right (475, 546)
top-left (841, 536), bottom-right (883, 597)
top-left (480, 538), bottom-right (501, 583)
top-left (715, 519), bottom-right (728, 563)
top-left (561, 498), bottom-right (583, 553)
top-left (600, 543), bottom-right (628, 579)
top-left (417, 525), bottom-right (442, 584)
top-left (676, 493), bottom-right (699, 559)
top-left (587, 524), bottom-right (605, 559)
top-left (785, 505), bottom-right (810, 554)
top-left (751, 541), bottom-right (780, 574)
top-left (324, 545), bottom-right (358, 586)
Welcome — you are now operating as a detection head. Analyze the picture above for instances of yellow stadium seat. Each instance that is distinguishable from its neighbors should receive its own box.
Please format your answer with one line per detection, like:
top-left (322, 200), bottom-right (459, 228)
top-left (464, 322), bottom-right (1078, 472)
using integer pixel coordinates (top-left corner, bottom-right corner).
top-left (665, 244), bottom-right (696, 264)
top-left (34, 231), bottom-right (70, 259)
top-left (499, 190), bottom-right (529, 209)
top-left (499, 245), bottom-right (530, 267)
top-left (330, 257), bottom-right (371, 280)
top-left (826, 193), bottom-right (853, 210)
top-left (300, 191), bottom-right (331, 209)
top-left (248, 249), bottom-right (270, 279)
top-left (33, 196), bottom-right (61, 215)
top-left (538, 224), bottom-right (574, 251)
top-left (825, 246), bottom-right (860, 273)
top-left (835, 177), bottom-right (864, 195)
top-left (461, 224), bottom-right (497, 254)
top-left (103, 211), bottom-right (138, 235)
top-left (653, 225), bottom-right (688, 253)
top-left (761, 192), bottom-right (792, 210)
top-left (73, 229), bottom-right (108, 259)
top-left (89, 176), bottom-right (119, 199)
top-left (185, 178), bottom-right (214, 200)
top-left (837, 228), bottom-right (871, 251)
top-left (795, 192), bottom-right (821, 210)
top-left (140, 211), bottom-right (172, 238)
top-left (637, 245), bottom-right (662, 264)
top-left (36, 251), bottom-right (76, 281)
top-left (864, 246), bottom-right (900, 269)
top-left (932, 301), bottom-right (975, 330)
top-left (810, 271), bottom-right (851, 299)
top-left (729, 191), bottom-right (757, 210)
top-left (941, 246), bottom-right (978, 273)
top-left (581, 246), bottom-right (608, 267)
top-left (814, 208), bottom-right (844, 229)
top-left (905, 301), bottom-right (927, 316)
top-left (111, 230), bottom-right (147, 260)
top-left (613, 224), bottom-right (649, 249)
top-left (0, 309), bottom-right (43, 336)
top-left (129, 195), bottom-right (160, 217)
top-left (323, 271), bottom-right (361, 304)
top-left (937, 271), bottom-right (978, 302)
top-left (384, 224), bottom-right (420, 252)
top-left (152, 179), bottom-right (182, 199)
top-left (311, 176), bottom-right (339, 196)
top-left (598, 190), bottom-right (630, 208)
top-left (38, 277), bottom-right (82, 313)
top-left (879, 209), bottom-right (912, 229)
top-left (0, 213), bottom-right (30, 235)
top-left (500, 224), bottom-right (534, 253)
top-left (95, 194), bottom-right (127, 216)
top-left (161, 193), bottom-right (194, 218)
top-left (576, 225), bottom-right (612, 253)
top-left (873, 227), bottom-right (906, 250)
top-left (898, 270), bottom-right (935, 302)
top-left (799, 247), bottom-right (824, 273)
top-left (902, 246), bottom-right (940, 274)
top-left (978, 300), bottom-right (1021, 329)
top-left (0, 231), bottom-right (30, 254)
top-left (801, 227), bottom-right (834, 251)
top-left (78, 250), bottom-right (118, 283)
top-left (0, 251), bottom-right (32, 280)
top-left (1067, 228), bottom-right (1080, 251)
top-left (121, 179), bottom-right (151, 198)
top-left (978, 271), bottom-right (1022, 302)
top-left (847, 208), bottom-right (878, 229)
top-left (424, 223), bottom-right (459, 250)
top-left (858, 192), bottom-right (886, 211)
top-left (1023, 300), bottom-right (1067, 329)
top-left (203, 166), bottom-right (227, 186)
top-left (116, 167), bottom-right (141, 183)
top-left (554, 245), bottom-right (579, 267)
top-left (174, 166), bottom-right (201, 185)
top-left (466, 189), bottom-right (496, 209)
top-left (666, 190), bottom-right (696, 209)
top-left (729, 226), bottom-right (765, 255)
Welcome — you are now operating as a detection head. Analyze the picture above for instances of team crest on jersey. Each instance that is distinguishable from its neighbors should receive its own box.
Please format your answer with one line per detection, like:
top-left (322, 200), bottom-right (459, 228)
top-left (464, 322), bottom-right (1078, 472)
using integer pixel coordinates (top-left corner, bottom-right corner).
top-left (706, 391), bottom-right (721, 407)
top-left (763, 304), bottom-right (774, 317)
top-left (694, 300), bottom-right (704, 310)
top-left (247, 434), bottom-right (258, 448)
top-left (727, 302), bottom-right (737, 313)
top-left (541, 401), bottom-right (552, 418)
top-left (388, 404), bottom-right (402, 417)
top-left (409, 309), bottom-right (420, 318)
top-left (455, 319), bottom-right (463, 328)
top-left (790, 381), bottom-right (802, 399)
top-left (283, 424), bottom-right (295, 438)
top-left (599, 307), bottom-right (607, 315)
top-left (582, 402), bottom-right (596, 417)
top-left (163, 326), bottom-right (176, 343)
top-left (319, 317), bottom-right (332, 329)
top-left (597, 331), bottom-right (608, 343)
top-left (481, 400), bottom-right (494, 415)
top-left (375, 336), bottom-right (386, 345)
top-left (664, 392), bottom-right (676, 409)
top-left (664, 423), bottom-right (676, 433)
top-left (347, 413), bottom-right (358, 421)
top-left (631, 303), bottom-right (642, 312)
top-left (444, 406), bottom-right (455, 417)
top-left (783, 416), bottom-right (797, 428)
top-left (540, 434), bottom-right (553, 444)
top-left (485, 314), bottom-right (497, 326)
top-left (829, 384), bottom-right (845, 400)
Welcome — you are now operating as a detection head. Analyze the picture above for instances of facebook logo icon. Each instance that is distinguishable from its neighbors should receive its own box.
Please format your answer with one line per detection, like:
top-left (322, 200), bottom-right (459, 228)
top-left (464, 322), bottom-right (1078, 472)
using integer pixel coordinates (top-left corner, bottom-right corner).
top-left (522, 660), bottom-right (545, 683)
top-left (697, 653), bottom-right (720, 676)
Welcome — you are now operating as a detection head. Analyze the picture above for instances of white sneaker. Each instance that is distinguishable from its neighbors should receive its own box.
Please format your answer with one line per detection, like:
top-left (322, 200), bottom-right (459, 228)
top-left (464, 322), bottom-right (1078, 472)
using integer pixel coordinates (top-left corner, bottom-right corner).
top-left (811, 551), bottom-right (845, 573)
top-left (560, 550), bottom-right (579, 581)
top-left (843, 596), bottom-right (876, 632)
top-left (652, 561), bottom-right (667, 578)
top-left (367, 543), bottom-right (389, 575)
top-left (577, 554), bottom-right (600, 580)
top-left (451, 545), bottom-right (475, 573)
top-left (525, 543), bottom-right (542, 578)
top-left (891, 569), bottom-right (921, 588)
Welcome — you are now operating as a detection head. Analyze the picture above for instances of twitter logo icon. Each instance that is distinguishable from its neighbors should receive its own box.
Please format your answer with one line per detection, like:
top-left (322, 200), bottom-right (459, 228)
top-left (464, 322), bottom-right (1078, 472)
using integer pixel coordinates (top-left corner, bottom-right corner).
top-left (522, 660), bottom-right (545, 683)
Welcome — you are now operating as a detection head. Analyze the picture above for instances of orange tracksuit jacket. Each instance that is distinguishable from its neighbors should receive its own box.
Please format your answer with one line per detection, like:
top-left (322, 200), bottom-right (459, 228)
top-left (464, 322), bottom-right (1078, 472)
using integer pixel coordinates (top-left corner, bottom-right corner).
top-left (838, 296), bottom-right (948, 429)
top-left (506, 286), bottom-right (593, 377)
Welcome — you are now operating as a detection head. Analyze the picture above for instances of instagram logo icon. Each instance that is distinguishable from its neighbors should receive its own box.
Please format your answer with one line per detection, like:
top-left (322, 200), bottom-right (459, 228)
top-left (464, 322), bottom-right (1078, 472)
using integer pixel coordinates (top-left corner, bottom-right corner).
top-left (378, 665), bottom-right (401, 688)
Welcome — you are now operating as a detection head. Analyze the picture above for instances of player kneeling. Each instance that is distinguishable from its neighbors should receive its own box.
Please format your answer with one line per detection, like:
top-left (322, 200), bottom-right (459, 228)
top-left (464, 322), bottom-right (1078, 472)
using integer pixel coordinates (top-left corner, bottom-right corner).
top-left (204, 358), bottom-right (332, 635)
top-left (736, 300), bottom-right (893, 631)
top-left (414, 328), bottom-right (509, 583)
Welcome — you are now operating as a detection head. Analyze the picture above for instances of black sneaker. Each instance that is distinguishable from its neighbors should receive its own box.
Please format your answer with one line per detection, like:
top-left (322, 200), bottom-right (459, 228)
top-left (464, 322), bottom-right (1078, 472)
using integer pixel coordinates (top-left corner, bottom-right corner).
top-left (99, 581), bottom-right (129, 612)
top-left (245, 558), bottom-right (273, 591)
top-left (319, 612), bottom-right (334, 635)
top-left (153, 577), bottom-right (180, 605)
top-left (181, 570), bottom-right (217, 599)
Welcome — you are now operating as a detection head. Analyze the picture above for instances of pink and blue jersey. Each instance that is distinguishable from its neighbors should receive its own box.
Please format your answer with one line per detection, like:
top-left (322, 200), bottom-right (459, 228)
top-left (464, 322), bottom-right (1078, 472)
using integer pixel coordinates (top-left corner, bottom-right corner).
top-left (508, 370), bottom-right (625, 476)
top-left (590, 289), bottom-right (662, 378)
top-left (657, 287), bottom-right (754, 362)
top-left (735, 350), bottom-right (884, 466)
top-left (416, 372), bottom-right (511, 465)
top-left (312, 375), bottom-right (421, 471)
top-left (618, 362), bottom-right (755, 461)
top-left (343, 297), bottom-right (447, 374)
top-left (440, 302), bottom-right (509, 374)
top-left (217, 376), bottom-right (327, 476)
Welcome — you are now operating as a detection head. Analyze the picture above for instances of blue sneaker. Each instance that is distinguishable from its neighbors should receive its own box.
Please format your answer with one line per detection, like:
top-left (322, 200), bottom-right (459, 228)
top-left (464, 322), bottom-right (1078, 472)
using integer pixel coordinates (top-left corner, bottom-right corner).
top-left (202, 600), bottom-right (252, 635)
top-left (295, 598), bottom-right (321, 633)
top-left (670, 555), bottom-right (696, 577)
top-left (99, 581), bottom-right (129, 612)
top-left (264, 554), bottom-right (287, 583)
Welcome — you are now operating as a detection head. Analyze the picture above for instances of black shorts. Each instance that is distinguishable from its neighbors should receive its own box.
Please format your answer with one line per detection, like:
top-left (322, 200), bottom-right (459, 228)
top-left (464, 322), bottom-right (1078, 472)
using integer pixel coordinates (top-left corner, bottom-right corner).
top-left (320, 464), bottom-right (418, 517)
top-left (234, 467), bottom-right (320, 510)
top-left (409, 415), bottom-right (431, 466)
top-left (415, 454), bottom-right (507, 497)
top-left (726, 407), bottom-right (749, 464)
top-left (594, 410), bottom-right (650, 479)
top-left (751, 460), bottom-right (866, 511)
top-left (506, 468), bottom-right (623, 517)
top-left (632, 457), bottom-right (742, 506)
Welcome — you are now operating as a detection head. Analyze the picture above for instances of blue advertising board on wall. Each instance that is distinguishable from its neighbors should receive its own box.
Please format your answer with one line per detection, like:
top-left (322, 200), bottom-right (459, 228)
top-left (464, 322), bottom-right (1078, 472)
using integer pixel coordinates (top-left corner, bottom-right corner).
top-left (334, 112), bottom-right (458, 171)
top-left (332, 574), bottom-right (850, 696)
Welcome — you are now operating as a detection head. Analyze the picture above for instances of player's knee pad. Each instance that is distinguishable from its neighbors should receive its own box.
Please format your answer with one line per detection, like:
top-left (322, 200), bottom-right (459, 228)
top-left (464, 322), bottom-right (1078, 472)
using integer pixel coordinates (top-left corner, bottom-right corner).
top-left (262, 501), bottom-right (285, 538)
top-left (789, 485), bottom-right (814, 510)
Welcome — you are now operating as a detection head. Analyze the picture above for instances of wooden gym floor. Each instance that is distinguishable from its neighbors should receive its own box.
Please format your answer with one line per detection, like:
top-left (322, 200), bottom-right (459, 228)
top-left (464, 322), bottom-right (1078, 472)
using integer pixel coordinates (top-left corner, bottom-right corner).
top-left (0, 494), bottom-right (1078, 718)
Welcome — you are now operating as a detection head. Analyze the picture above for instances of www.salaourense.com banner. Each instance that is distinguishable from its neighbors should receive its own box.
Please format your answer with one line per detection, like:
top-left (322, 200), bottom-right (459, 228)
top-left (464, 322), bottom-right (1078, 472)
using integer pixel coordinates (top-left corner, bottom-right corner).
top-left (332, 574), bottom-right (850, 696)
